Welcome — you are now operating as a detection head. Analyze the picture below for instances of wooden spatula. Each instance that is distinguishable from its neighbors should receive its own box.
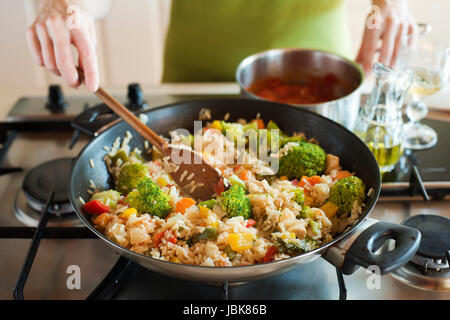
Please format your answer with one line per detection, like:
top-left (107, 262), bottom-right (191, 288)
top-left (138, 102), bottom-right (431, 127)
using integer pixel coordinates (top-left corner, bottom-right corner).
top-left (91, 84), bottom-right (223, 201)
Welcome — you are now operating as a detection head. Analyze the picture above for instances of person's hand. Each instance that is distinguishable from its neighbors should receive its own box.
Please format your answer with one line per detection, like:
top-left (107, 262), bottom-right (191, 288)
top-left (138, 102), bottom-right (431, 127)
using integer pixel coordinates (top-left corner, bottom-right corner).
top-left (26, 0), bottom-right (99, 92)
top-left (356, 0), bottom-right (416, 74)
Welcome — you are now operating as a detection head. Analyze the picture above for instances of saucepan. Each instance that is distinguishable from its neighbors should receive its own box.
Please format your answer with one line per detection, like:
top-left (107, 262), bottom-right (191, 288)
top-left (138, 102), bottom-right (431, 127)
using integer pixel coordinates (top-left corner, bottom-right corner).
top-left (68, 98), bottom-right (420, 284)
top-left (236, 48), bottom-right (364, 131)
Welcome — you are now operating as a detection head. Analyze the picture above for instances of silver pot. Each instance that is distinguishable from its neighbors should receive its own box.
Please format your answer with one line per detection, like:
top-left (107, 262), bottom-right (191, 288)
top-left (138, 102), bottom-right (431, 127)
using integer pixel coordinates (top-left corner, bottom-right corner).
top-left (236, 48), bottom-right (364, 130)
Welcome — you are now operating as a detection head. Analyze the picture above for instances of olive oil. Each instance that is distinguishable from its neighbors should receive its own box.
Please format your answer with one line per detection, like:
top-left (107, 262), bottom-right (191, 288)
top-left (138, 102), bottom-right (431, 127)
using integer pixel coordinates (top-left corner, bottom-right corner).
top-left (366, 142), bottom-right (404, 173)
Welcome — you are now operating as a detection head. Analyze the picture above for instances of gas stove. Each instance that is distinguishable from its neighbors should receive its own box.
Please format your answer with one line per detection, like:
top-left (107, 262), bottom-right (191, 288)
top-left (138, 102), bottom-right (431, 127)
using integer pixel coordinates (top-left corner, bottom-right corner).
top-left (0, 84), bottom-right (449, 300)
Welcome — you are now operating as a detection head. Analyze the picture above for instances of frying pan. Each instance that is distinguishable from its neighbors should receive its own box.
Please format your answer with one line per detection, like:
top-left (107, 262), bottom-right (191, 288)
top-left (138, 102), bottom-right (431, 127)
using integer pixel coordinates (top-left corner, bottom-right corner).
top-left (69, 98), bottom-right (421, 283)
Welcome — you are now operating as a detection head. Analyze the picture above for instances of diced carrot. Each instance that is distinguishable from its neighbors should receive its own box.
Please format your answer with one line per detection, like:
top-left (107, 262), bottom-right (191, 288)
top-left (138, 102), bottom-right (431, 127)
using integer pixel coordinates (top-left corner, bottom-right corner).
top-left (298, 176), bottom-right (311, 190)
top-left (251, 118), bottom-right (265, 129)
top-left (239, 170), bottom-right (249, 181)
top-left (308, 175), bottom-right (322, 185)
top-left (298, 175), bottom-right (321, 191)
top-left (335, 170), bottom-right (352, 180)
top-left (175, 198), bottom-right (196, 214)
top-left (233, 165), bottom-right (242, 173)
top-left (93, 212), bottom-right (110, 228)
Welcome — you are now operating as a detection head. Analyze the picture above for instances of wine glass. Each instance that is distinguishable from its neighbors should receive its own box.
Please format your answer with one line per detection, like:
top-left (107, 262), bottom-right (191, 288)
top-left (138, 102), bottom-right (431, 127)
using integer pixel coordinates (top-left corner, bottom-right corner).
top-left (400, 32), bottom-right (450, 150)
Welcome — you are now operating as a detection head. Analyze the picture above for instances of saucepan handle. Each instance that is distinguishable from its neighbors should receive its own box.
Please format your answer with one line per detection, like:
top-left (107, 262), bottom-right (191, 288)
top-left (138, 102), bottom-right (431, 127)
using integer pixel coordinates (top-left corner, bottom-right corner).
top-left (323, 218), bottom-right (421, 275)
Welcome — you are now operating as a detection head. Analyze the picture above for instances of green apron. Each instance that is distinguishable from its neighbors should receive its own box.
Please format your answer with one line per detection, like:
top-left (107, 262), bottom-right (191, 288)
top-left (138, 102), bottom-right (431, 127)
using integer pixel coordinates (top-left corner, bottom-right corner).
top-left (162, 0), bottom-right (351, 82)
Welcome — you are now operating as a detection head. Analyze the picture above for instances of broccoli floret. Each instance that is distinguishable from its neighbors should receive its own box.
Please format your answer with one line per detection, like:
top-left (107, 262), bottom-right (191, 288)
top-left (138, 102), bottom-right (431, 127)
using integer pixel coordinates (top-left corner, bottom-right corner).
top-left (281, 136), bottom-right (306, 147)
top-left (116, 163), bottom-right (148, 194)
top-left (328, 176), bottom-right (366, 217)
top-left (220, 185), bottom-right (252, 219)
top-left (278, 142), bottom-right (326, 179)
top-left (126, 177), bottom-right (172, 218)
top-left (292, 188), bottom-right (305, 207)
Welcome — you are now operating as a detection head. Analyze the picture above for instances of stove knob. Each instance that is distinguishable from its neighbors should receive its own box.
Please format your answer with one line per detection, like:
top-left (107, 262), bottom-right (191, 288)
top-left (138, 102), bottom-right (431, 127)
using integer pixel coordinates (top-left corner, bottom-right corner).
top-left (126, 83), bottom-right (147, 111)
top-left (46, 85), bottom-right (68, 113)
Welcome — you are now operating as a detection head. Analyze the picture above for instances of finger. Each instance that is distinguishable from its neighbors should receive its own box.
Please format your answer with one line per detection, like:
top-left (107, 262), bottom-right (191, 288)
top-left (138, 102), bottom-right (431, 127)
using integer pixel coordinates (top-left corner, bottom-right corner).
top-left (379, 17), bottom-right (399, 67)
top-left (407, 21), bottom-right (417, 46)
top-left (356, 26), bottom-right (381, 73)
top-left (35, 22), bottom-right (59, 74)
top-left (46, 16), bottom-right (79, 88)
top-left (390, 23), bottom-right (405, 67)
top-left (26, 24), bottom-right (44, 66)
top-left (88, 18), bottom-right (98, 48)
top-left (72, 28), bottom-right (99, 92)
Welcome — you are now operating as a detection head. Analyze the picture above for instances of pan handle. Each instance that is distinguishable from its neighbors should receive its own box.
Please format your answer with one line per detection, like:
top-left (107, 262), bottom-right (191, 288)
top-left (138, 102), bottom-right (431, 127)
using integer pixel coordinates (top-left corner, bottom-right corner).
top-left (322, 218), bottom-right (421, 275)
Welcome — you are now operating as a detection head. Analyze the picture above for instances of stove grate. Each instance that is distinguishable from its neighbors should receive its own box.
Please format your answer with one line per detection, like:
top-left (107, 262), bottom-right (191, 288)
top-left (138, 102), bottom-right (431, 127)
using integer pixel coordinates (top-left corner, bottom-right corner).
top-left (2, 190), bottom-right (348, 300)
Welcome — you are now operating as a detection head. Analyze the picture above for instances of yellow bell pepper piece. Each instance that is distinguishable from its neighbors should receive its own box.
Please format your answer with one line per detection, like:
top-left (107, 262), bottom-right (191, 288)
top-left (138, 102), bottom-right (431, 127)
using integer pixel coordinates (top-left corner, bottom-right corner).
top-left (199, 206), bottom-right (219, 228)
top-left (156, 176), bottom-right (169, 187)
top-left (320, 201), bottom-right (339, 218)
top-left (210, 120), bottom-right (222, 131)
top-left (228, 233), bottom-right (254, 252)
top-left (199, 205), bottom-right (211, 218)
top-left (169, 257), bottom-right (180, 263)
top-left (119, 207), bottom-right (137, 219)
top-left (281, 232), bottom-right (296, 241)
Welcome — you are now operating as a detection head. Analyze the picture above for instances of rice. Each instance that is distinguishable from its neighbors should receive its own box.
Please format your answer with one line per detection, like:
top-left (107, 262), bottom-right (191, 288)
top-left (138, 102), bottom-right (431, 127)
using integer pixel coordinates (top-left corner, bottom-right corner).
top-left (88, 120), bottom-right (365, 267)
top-left (89, 159), bottom-right (95, 168)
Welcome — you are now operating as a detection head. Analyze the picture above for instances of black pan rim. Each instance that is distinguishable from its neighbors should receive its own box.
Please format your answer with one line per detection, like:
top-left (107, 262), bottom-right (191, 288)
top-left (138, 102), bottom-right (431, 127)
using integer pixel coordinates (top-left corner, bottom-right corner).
top-left (69, 97), bottom-right (381, 270)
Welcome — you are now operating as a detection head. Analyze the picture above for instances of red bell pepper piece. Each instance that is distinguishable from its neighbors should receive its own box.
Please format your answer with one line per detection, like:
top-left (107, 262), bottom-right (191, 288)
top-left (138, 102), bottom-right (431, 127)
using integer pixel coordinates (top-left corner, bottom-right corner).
top-left (246, 219), bottom-right (256, 228)
top-left (263, 245), bottom-right (278, 263)
top-left (153, 231), bottom-right (164, 247)
top-left (213, 179), bottom-right (225, 195)
top-left (154, 230), bottom-right (177, 247)
top-left (83, 200), bottom-right (110, 215)
top-left (168, 233), bottom-right (177, 244)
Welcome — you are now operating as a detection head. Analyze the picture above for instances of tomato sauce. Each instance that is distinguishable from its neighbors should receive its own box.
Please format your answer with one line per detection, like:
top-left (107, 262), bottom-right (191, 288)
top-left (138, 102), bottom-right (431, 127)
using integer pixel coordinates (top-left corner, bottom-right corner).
top-left (247, 74), bottom-right (340, 105)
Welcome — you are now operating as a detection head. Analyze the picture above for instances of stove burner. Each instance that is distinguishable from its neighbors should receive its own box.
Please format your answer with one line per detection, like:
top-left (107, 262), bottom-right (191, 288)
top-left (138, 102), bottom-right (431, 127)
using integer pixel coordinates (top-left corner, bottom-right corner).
top-left (14, 190), bottom-right (80, 227)
top-left (404, 215), bottom-right (450, 271)
top-left (391, 214), bottom-right (450, 291)
top-left (22, 158), bottom-right (73, 215)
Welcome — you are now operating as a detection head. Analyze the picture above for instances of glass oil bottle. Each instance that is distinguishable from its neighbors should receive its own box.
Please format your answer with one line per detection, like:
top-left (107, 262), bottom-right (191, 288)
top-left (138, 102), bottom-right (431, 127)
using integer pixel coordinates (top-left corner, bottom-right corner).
top-left (355, 63), bottom-right (412, 173)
